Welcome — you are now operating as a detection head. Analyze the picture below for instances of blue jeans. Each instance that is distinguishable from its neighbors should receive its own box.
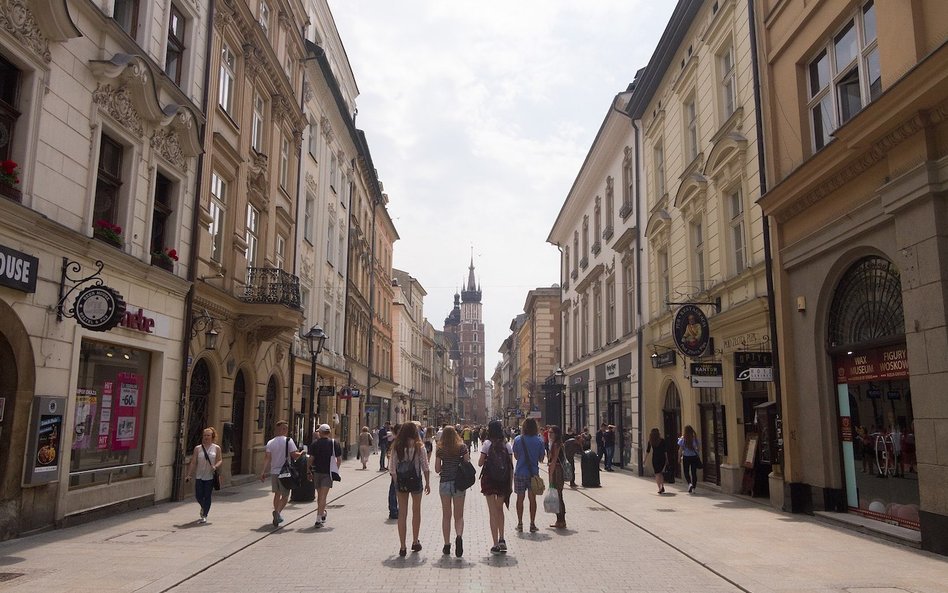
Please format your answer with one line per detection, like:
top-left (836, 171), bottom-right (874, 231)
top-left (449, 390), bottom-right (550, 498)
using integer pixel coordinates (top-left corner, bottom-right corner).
top-left (195, 478), bottom-right (213, 517)
top-left (380, 443), bottom-right (389, 470)
top-left (388, 477), bottom-right (398, 518)
top-left (604, 446), bottom-right (615, 469)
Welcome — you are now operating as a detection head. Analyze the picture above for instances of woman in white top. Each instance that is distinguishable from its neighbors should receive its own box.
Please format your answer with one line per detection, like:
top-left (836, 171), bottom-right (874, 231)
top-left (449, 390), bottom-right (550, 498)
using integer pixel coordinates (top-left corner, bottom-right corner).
top-left (185, 427), bottom-right (223, 523)
top-left (389, 422), bottom-right (430, 556)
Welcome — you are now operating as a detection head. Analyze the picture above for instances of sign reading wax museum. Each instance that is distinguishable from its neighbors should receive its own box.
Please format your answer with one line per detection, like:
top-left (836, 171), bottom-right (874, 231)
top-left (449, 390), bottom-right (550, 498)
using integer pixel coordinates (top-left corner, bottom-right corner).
top-left (74, 285), bottom-right (126, 332)
top-left (690, 362), bottom-right (723, 388)
top-left (834, 345), bottom-right (909, 384)
top-left (0, 243), bottom-right (39, 293)
top-left (673, 305), bottom-right (710, 358)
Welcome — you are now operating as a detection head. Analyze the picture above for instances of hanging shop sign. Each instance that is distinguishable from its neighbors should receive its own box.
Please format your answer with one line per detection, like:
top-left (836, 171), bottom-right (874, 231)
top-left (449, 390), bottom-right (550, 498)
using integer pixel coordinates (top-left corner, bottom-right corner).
top-left (651, 349), bottom-right (677, 368)
top-left (673, 304), bottom-right (710, 358)
top-left (0, 243), bottom-right (38, 293)
top-left (74, 285), bottom-right (126, 332)
top-left (317, 385), bottom-right (335, 397)
top-left (834, 345), bottom-right (909, 384)
top-left (690, 362), bottom-right (723, 388)
top-left (734, 352), bottom-right (773, 381)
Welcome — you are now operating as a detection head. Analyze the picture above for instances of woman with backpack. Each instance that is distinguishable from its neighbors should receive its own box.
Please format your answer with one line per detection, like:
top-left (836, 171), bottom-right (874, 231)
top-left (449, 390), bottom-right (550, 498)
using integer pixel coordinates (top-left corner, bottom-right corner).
top-left (512, 418), bottom-right (545, 533)
top-left (479, 419), bottom-right (513, 555)
top-left (435, 425), bottom-right (469, 557)
top-left (548, 425), bottom-right (567, 529)
top-left (389, 422), bottom-right (430, 556)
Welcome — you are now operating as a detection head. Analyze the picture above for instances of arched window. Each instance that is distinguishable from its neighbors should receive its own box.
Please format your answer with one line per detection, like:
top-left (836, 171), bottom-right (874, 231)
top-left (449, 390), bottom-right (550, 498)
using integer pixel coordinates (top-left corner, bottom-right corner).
top-left (187, 360), bottom-right (211, 450)
top-left (265, 376), bottom-right (278, 442)
top-left (828, 256), bottom-right (904, 349)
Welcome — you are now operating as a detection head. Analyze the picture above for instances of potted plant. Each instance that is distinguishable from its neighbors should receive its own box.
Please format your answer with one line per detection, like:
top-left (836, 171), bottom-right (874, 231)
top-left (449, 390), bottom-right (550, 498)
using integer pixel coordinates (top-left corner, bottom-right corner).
top-left (93, 219), bottom-right (124, 248)
top-left (151, 246), bottom-right (178, 271)
top-left (0, 159), bottom-right (21, 202)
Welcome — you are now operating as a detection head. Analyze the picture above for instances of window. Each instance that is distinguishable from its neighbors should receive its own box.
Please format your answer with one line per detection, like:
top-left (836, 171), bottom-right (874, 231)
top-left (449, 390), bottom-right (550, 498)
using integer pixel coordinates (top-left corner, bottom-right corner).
top-left (593, 282), bottom-right (602, 349)
top-left (605, 177), bottom-right (614, 235)
top-left (338, 226), bottom-right (345, 271)
top-left (259, 1), bottom-right (270, 36)
top-left (564, 247), bottom-right (570, 280)
top-left (684, 96), bottom-right (698, 161)
top-left (300, 286), bottom-right (310, 322)
top-left (563, 311), bottom-right (570, 363)
top-left (581, 294), bottom-right (589, 356)
top-left (308, 121), bottom-right (319, 158)
top-left (807, 1), bottom-right (879, 151)
top-left (329, 153), bottom-right (337, 193)
top-left (728, 189), bottom-right (747, 273)
top-left (251, 93), bottom-right (265, 153)
top-left (327, 218), bottom-right (335, 266)
top-left (280, 135), bottom-right (290, 189)
top-left (658, 248), bottom-right (669, 309)
top-left (606, 277), bottom-right (616, 343)
top-left (245, 204), bottom-right (259, 267)
top-left (622, 154), bottom-right (634, 213)
top-left (70, 340), bottom-right (151, 488)
top-left (166, 5), bottom-right (186, 86)
top-left (304, 192), bottom-right (314, 243)
top-left (276, 234), bottom-right (285, 270)
top-left (593, 197), bottom-right (601, 252)
top-left (93, 135), bottom-right (124, 231)
top-left (582, 216), bottom-right (589, 258)
top-left (691, 219), bottom-right (705, 289)
top-left (572, 232), bottom-right (579, 274)
top-left (653, 144), bottom-right (665, 199)
top-left (150, 172), bottom-right (174, 258)
top-left (622, 261), bottom-right (634, 335)
top-left (113, 0), bottom-right (139, 38)
top-left (719, 44), bottom-right (736, 120)
top-left (209, 173), bottom-right (226, 262)
top-left (0, 56), bottom-right (20, 164)
top-left (218, 43), bottom-right (236, 114)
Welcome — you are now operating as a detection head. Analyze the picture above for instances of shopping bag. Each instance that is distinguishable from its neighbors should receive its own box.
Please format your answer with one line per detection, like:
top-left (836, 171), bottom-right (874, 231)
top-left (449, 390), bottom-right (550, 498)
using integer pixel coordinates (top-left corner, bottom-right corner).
top-left (543, 486), bottom-right (559, 514)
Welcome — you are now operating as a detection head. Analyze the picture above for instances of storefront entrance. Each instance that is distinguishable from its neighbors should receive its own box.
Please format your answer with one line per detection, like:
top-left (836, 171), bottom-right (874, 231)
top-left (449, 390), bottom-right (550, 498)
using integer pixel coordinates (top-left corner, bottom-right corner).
top-left (829, 256), bottom-right (918, 529)
top-left (231, 371), bottom-right (246, 475)
top-left (663, 383), bottom-right (681, 478)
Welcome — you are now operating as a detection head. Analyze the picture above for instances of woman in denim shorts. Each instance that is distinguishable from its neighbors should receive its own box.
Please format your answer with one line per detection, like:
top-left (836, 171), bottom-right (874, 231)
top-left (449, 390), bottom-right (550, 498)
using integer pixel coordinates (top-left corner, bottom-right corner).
top-left (435, 425), bottom-right (469, 557)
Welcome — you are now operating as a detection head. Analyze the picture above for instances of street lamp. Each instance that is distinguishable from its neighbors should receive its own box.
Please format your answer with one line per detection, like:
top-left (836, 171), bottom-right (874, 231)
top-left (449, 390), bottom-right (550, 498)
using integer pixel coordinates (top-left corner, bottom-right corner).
top-left (190, 309), bottom-right (219, 351)
top-left (553, 366), bottom-right (567, 429)
top-left (304, 324), bottom-right (328, 444)
top-left (409, 388), bottom-right (416, 422)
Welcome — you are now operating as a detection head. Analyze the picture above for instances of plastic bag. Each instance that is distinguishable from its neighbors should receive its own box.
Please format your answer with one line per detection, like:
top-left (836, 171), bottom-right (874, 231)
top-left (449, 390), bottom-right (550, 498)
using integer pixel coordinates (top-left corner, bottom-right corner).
top-left (543, 486), bottom-right (559, 514)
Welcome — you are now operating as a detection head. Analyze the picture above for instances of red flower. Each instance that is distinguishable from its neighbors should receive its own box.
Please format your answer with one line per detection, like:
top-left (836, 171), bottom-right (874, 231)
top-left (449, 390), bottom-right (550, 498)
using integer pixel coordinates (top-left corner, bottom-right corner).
top-left (167, 249), bottom-right (178, 261)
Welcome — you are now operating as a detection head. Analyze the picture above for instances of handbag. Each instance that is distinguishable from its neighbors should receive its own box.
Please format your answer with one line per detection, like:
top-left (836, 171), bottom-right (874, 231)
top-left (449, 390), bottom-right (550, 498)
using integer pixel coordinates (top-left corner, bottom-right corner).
top-left (543, 485), bottom-right (559, 514)
top-left (519, 436), bottom-right (545, 496)
top-left (561, 447), bottom-right (575, 484)
top-left (201, 444), bottom-right (221, 491)
top-left (330, 439), bottom-right (342, 482)
top-left (455, 459), bottom-right (477, 491)
top-left (277, 437), bottom-right (299, 490)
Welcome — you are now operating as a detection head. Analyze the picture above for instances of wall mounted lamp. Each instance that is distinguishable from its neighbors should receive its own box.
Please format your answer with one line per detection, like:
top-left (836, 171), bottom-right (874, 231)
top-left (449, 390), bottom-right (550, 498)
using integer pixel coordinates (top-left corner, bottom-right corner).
top-left (191, 308), bottom-right (219, 351)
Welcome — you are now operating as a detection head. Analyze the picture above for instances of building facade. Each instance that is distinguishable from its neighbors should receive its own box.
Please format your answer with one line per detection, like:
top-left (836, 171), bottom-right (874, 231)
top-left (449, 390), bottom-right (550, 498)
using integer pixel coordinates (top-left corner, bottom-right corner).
top-left (629, 0), bottom-right (772, 491)
top-left (392, 268), bottom-right (426, 424)
top-left (755, 0), bottom-right (948, 553)
top-left (444, 261), bottom-right (486, 424)
top-left (0, 0), bottom-right (206, 537)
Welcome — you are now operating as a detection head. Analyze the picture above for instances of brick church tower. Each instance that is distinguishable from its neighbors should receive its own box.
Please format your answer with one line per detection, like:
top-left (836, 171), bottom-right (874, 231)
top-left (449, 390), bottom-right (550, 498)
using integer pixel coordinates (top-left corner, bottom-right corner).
top-left (444, 258), bottom-right (485, 423)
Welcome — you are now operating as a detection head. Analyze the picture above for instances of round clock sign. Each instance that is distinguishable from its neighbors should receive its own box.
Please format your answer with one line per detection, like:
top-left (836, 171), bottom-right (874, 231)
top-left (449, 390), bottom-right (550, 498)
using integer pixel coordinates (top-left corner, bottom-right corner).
top-left (74, 285), bottom-right (126, 332)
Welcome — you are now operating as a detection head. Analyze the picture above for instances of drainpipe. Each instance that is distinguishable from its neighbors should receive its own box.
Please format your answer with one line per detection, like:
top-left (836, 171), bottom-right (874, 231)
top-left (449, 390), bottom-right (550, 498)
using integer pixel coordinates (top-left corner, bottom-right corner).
top-left (173, 0), bottom-right (216, 502)
top-left (633, 116), bottom-right (645, 477)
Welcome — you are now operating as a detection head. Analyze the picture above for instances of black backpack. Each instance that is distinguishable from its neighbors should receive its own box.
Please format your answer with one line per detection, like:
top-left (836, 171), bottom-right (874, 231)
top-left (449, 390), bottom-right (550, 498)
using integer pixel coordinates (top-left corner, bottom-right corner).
top-left (482, 441), bottom-right (511, 485)
top-left (395, 448), bottom-right (422, 492)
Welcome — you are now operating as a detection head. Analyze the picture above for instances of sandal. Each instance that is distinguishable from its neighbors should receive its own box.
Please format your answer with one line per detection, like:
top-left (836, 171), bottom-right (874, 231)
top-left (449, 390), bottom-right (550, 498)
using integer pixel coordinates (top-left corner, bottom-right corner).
top-left (411, 541), bottom-right (422, 552)
top-left (442, 544), bottom-right (451, 555)
top-left (398, 548), bottom-right (407, 557)
top-left (515, 523), bottom-right (523, 532)
top-left (529, 524), bottom-right (539, 532)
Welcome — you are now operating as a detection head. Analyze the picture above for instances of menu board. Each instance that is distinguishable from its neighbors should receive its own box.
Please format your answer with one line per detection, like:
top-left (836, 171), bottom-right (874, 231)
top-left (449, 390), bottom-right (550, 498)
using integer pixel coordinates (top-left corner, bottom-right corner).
top-left (35, 414), bottom-right (62, 473)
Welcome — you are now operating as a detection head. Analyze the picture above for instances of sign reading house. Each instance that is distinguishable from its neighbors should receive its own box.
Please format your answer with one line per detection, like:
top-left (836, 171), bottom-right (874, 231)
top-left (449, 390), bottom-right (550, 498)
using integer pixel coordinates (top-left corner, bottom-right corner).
top-left (0, 243), bottom-right (39, 293)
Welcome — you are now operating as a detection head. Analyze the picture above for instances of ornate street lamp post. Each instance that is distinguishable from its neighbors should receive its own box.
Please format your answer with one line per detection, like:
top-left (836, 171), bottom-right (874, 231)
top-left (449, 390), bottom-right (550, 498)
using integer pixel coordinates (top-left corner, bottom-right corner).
top-left (304, 324), bottom-right (328, 444)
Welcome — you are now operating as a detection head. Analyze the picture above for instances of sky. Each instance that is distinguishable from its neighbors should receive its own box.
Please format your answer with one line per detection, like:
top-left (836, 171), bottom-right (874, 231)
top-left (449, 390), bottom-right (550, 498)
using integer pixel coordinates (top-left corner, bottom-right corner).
top-left (328, 1), bottom-right (677, 376)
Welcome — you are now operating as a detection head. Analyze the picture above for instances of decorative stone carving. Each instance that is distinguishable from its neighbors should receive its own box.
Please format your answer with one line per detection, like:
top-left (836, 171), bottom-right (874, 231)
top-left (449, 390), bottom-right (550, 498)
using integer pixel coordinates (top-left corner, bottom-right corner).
top-left (320, 115), bottom-right (334, 143)
top-left (151, 127), bottom-right (187, 171)
top-left (243, 43), bottom-right (262, 79)
top-left (278, 9), bottom-right (291, 31)
top-left (303, 82), bottom-right (315, 104)
top-left (306, 173), bottom-right (318, 193)
top-left (214, 3), bottom-right (234, 30)
top-left (292, 127), bottom-right (303, 150)
top-left (271, 95), bottom-right (289, 124)
top-left (0, 0), bottom-right (51, 63)
top-left (606, 175), bottom-right (614, 191)
top-left (93, 84), bottom-right (144, 137)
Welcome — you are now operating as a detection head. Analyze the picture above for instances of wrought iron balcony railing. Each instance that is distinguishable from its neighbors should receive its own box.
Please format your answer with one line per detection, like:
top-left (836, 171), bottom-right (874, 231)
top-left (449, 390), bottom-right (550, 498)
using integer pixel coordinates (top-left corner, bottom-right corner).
top-left (243, 267), bottom-right (302, 308)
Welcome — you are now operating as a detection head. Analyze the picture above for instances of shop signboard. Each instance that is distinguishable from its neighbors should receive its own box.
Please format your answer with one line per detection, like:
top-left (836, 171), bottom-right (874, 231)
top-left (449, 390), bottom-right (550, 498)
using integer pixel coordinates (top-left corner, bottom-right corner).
top-left (651, 349), bottom-right (677, 368)
top-left (74, 285), bottom-right (126, 332)
top-left (0, 243), bottom-right (38, 293)
top-left (673, 305), bottom-right (710, 358)
top-left (604, 358), bottom-right (620, 380)
top-left (734, 352), bottom-right (773, 381)
top-left (835, 345), bottom-right (909, 384)
top-left (690, 363), bottom-right (723, 388)
top-left (24, 396), bottom-right (66, 485)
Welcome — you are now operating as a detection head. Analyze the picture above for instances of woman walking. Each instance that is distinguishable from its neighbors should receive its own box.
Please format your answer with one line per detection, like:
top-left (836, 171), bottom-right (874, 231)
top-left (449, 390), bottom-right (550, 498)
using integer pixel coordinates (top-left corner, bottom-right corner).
top-left (185, 427), bottom-right (223, 523)
top-left (479, 419), bottom-right (513, 555)
top-left (434, 425), bottom-right (469, 557)
top-left (389, 422), bottom-right (430, 556)
top-left (646, 428), bottom-right (671, 494)
top-left (358, 426), bottom-right (373, 470)
top-left (512, 418), bottom-right (545, 533)
top-left (547, 425), bottom-right (567, 529)
top-left (678, 425), bottom-right (702, 493)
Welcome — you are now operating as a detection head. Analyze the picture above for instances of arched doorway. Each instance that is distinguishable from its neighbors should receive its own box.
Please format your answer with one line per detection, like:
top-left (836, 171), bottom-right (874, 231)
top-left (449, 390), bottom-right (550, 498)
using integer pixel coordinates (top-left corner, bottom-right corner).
top-left (663, 383), bottom-right (682, 479)
top-left (264, 376), bottom-right (278, 442)
top-left (828, 256), bottom-right (917, 528)
top-left (187, 360), bottom-right (211, 452)
top-left (0, 333), bottom-right (18, 494)
top-left (231, 371), bottom-right (247, 475)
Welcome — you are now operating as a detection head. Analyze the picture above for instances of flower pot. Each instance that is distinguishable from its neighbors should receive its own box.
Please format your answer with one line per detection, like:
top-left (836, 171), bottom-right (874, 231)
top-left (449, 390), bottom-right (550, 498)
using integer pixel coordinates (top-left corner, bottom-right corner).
top-left (93, 229), bottom-right (123, 248)
top-left (0, 183), bottom-right (21, 203)
top-left (151, 254), bottom-right (174, 272)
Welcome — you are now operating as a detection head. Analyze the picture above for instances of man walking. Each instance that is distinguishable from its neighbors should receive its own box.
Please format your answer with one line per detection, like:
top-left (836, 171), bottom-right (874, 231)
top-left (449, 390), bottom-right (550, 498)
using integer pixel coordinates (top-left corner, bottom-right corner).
top-left (260, 420), bottom-right (300, 527)
top-left (603, 424), bottom-right (616, 471)
top-left (378, 422), bottom-right (391, 471)
top-left (595, 423), bottom-right (607, 466)
top-left (308, 424), bottom-right (342, 528)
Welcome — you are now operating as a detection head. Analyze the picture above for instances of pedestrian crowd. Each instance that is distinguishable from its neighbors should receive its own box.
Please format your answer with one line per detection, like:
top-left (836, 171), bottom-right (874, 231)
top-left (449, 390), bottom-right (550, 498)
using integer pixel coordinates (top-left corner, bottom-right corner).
top-left (183, 417), bottom-right (703, 558)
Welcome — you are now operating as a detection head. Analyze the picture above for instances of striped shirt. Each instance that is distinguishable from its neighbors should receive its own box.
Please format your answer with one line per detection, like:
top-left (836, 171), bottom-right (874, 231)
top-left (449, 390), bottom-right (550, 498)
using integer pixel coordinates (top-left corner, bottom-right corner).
top-left (436, 444), bottom-right (468, 482)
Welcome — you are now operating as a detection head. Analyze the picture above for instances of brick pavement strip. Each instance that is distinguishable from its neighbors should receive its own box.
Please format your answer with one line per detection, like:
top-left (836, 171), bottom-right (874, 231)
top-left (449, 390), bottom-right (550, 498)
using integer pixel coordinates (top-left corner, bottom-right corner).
top-left (0, 461), bottom-right (945, 593)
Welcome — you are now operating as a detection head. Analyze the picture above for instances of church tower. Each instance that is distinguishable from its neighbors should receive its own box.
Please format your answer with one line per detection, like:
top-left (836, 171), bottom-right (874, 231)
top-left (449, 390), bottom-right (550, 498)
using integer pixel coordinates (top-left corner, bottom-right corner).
top-left (446, 257), bottom-right (485, 423)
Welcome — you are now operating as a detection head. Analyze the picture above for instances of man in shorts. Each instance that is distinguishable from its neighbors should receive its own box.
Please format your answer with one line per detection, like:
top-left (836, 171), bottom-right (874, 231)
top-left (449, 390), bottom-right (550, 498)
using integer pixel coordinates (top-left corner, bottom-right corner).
top-left (308, 424), bottom-right (343, 528)
top-left (260, 420), bottom-right (300, 527)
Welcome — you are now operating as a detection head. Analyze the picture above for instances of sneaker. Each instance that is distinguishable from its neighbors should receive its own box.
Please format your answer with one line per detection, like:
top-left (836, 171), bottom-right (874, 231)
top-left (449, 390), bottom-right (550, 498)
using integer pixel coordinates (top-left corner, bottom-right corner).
top-left (498, 539), bottom-right (507, 553)
top-left (411, 541), bottom-right (422, 552)
top-left (515, 523), bottom-right (523, 532)
top-left (314, 520), bottom-right (323, 528)
top-left (398, 548), bottom-right (407, 557)
top-left (443, 544), bottom-right (451, 555)
top-left (490, 545), bottom-right (501, 555)
top-left (199, 516), bottom-right (207, 524)
top-left (688, 484), bottom-right (695, 493)
top-left (320, 511), bottom-right (327, 523)
top-left (529, 524), bottom-right (539, 533)
top-left (455, 535), bottom-right (463, 557)
top-left (272, 511), bottom-right (280, 527)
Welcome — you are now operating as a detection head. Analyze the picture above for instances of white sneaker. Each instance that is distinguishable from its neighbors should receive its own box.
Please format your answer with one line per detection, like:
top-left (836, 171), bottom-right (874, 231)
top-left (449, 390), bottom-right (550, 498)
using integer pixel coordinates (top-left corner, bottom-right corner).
top-left (321, 511), bottom-right (327, 523)
top-left (199, 516), bottom-right (207, 524)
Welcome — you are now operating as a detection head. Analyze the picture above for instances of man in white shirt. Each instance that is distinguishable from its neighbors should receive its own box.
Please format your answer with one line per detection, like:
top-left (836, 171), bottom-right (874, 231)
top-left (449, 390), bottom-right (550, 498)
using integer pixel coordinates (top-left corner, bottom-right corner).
top-left (260, 420), bottom-right (300, 527)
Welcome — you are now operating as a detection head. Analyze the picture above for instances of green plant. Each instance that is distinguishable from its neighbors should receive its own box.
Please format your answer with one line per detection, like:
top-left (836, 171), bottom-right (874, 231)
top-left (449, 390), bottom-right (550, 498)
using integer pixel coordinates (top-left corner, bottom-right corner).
top-left (0, 160), bottom-right (20, 186)
top-left (152, 247), bottom-right (179, 265)
top-left (93, 219), bottom-right (123, 246)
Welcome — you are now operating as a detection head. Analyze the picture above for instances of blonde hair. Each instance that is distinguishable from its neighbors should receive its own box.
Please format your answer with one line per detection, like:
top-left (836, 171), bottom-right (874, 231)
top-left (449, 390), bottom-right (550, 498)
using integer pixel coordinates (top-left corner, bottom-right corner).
top-left (437, 426), bottom-right (463, 458)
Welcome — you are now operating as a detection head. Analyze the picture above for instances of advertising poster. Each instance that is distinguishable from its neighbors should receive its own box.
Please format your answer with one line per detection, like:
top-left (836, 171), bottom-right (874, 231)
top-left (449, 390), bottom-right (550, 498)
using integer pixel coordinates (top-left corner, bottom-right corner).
top-left (73, 388), bottom-right (98, 450)
top-left (98, 380), bottom-right (113, 450)
top-left (36, 414), bottom-right (62, 473)
top-left (112, 372), bottom-right (142, 450)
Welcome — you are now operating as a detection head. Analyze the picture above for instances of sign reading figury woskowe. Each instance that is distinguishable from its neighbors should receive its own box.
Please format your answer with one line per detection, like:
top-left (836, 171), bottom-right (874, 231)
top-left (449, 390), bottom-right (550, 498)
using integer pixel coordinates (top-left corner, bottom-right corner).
top-left (0, 243), bottom-right (39, 293)
top-left (835, 345), bottom-right (909, 384)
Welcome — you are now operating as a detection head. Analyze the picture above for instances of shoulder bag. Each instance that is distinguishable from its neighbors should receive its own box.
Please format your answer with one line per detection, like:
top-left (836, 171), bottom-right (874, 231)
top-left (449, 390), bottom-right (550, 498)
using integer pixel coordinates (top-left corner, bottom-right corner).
top-left (277, 437), bottom-right (299, 490)
top-left (520, 437), bottom-right (545, 496)
top-left (201, 444), bottom-right (221, 491)
top-left (454, 445), bottom-right (476, 491)
top-left (330, 439), bottom-right (342, 482)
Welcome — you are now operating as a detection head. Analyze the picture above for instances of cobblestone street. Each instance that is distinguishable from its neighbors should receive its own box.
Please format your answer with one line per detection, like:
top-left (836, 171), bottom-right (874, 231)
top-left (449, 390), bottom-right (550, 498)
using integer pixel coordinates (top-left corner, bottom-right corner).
top-left (0, 456), bottom-right (945, 593)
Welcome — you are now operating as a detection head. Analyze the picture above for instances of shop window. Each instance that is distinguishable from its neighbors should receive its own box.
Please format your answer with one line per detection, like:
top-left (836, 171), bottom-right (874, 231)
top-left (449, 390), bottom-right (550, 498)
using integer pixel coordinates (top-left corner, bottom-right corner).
top-left (264, 376), bottom-right (277, 442)
top-left (70, 341), bottom-right (151, 488)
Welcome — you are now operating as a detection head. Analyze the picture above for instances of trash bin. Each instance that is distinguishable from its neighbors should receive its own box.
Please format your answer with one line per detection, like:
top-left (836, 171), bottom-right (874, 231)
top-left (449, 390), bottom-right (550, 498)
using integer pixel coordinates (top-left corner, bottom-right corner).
top-left (581, 450), bottom-right (601, 487)
top-left (290, 453), bottom-right (314, 502)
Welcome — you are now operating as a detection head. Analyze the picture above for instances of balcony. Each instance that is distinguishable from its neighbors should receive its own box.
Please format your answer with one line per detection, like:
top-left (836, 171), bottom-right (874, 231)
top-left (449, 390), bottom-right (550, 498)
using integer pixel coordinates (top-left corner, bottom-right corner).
top-left (619, 202), bottom-right (633, 220)
top-left (244, 267), bottom-right (302, 307)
